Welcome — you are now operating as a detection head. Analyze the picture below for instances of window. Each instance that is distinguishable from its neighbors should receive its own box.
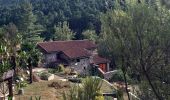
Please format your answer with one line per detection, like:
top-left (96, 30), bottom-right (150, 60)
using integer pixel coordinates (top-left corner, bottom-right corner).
top-left (76, 59), bottom-right (80, 62)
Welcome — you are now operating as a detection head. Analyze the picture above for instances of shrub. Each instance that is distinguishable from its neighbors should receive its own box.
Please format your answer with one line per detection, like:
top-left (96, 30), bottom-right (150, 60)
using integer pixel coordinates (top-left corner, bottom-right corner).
top-left (48, 68), bottom-right (58, 74)
top-left (30, 96), bottom-right (41, 100)
top-left (48, 64), bottom-right (65, 74)
top-left (109, 70), bottom-right (131, 83)
top-left (16, 81), bottom-right (28, 90)
top-left (116, 89), bottom-right (124, 100)
top-left (64, 67), bottom-right (71, 75)
top-left (63, 77), bottom-right (103, 100)
top-left (39, 72), bottom-right (51, 80)
top-left (57, 64), bottom-right (65, 72)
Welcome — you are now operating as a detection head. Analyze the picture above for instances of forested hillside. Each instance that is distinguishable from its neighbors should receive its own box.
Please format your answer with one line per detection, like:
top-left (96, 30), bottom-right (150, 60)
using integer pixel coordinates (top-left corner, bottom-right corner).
top-left (0, 0), bottom-right (114, 40)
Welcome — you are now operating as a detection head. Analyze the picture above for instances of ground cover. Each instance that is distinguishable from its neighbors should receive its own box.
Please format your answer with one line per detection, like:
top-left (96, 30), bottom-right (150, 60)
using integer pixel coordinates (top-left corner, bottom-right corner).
top-left (15, 80), bottom-right (70, 100)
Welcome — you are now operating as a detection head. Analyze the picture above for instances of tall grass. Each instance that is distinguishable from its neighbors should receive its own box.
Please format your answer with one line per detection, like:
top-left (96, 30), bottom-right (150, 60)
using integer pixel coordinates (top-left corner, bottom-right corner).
top-left (63, 77), bottom-right (103, 100)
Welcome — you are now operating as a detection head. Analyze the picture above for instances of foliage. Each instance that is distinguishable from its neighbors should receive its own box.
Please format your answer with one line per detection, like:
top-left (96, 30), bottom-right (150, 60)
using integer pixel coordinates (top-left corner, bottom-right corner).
top-left (64, 67), bottom-right (71, 75)
top-left (48, 69), bottom-right (58, 74)
top-left (57, 64), bottom-right (65, 72)
top-left (16, 81), bottom-right (28, 90)
top-left (116, 89), bottom-right (124, 100)
top-left (48, 64), bottom-right (65, 74)
top-left (100, 0), bottom-right (170, 99)
top-left (0, 45), bottom-right (11, 77)
top-left (30, 96), bottom-right (41, 100)
top-left (39, 72), bottom-right (51, 80)
top-left (0, 0), bottom-right (115, 40)
top-left (110, 70), bottom-right (131, 83)
top-left (8, 96), bottom-right (13, 100)
top-left (63, 77), bottom-right (103, 100)
top-left (82, 30), bottom-right (98, 42)
top-left (18, 51), bottom-right (28, 69)
top-left (54, 21), bottom-right (74, 40)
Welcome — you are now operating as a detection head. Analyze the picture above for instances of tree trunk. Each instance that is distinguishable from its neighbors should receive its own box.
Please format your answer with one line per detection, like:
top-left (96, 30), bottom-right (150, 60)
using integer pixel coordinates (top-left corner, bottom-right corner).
top-left (121, 56), bottom-right (130, 100)
top-left (8, 78), bottom-right (13, 98)
top-left (137, 31), bottom-right (162, 100)
top-left (141, 63), bottom-right (163, 100)
top-left (29, 65), bottom-right (33, 84)
top-left (28, 57), bottom-right (33, 84)
top-left (122, 70), bottom-right (130, 100)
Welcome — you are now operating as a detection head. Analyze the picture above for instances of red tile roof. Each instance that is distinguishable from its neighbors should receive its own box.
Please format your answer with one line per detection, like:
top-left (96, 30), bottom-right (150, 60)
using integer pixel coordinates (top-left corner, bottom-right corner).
top-left (63, 47), bottom-right (91, 59)
top-left (93, 55), bottom-right (110, 64)
top-left (37, 40), bottom-right (96, 53)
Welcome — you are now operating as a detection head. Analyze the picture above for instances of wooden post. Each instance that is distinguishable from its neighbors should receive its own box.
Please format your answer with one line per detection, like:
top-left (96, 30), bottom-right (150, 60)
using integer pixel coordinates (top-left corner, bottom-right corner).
top-left (8, 78), bottom-right (13, 98)
top-left (10, 56), bottom-right (16, 76)
top-left (28, 57), bottom-right (33, 84)
top-left (29, 65), bottom-right (33, 84)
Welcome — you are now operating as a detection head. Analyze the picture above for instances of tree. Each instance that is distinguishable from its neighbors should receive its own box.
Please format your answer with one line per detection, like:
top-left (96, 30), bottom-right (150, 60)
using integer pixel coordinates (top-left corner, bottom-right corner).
top-left (0, 23), bottom-right (21, 75)
top-left (82, 30), bottom-right (98, 42)
top-left (54, 21), bottom-right (74, 41)
top-left (100, 0), bottom-right (170, 99)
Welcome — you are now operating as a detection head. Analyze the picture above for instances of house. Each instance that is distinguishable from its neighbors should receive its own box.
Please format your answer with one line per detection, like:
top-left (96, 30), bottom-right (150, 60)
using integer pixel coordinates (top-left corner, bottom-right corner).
top-left (37, 40), bottom-right (110, 74)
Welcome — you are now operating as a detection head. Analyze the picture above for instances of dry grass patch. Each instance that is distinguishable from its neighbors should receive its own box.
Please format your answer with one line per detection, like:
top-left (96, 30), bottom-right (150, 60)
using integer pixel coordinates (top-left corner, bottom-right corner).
top-left (101, 80), bottom-right (115, 93)
top-left (15, 80), bottom-right (70, 100)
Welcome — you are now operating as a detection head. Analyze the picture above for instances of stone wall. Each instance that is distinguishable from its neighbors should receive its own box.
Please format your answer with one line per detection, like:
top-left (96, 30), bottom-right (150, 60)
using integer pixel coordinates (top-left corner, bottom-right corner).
top-left (98, 68), bottom-right (118, 80)
top-left (45, 53), bottom-right (57, 63)
top-left (70, 58), bottom-right (90, 75)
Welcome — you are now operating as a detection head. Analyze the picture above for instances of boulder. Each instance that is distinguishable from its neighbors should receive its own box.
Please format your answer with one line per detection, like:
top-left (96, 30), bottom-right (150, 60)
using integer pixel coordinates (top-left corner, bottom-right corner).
top-left (32, 73), bottom-right (41, 82)
top-left (48, 74), bottom-right (54, 81)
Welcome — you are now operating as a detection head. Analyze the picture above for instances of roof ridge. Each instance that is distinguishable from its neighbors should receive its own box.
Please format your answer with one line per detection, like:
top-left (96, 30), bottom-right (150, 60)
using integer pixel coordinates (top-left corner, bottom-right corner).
top-left (38, 39), bottom-right (90, 44)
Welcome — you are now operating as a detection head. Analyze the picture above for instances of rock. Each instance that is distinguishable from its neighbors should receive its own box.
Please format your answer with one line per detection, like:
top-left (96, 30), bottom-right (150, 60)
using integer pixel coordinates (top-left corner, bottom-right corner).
top-left (26, 71), bottom-right (30, 75)
top-left (33, 73), bottom-right (41, 82)
top-left (18, 88), bottom-right (24, 95)
top-left (48, 74), bottom-right (54, 81)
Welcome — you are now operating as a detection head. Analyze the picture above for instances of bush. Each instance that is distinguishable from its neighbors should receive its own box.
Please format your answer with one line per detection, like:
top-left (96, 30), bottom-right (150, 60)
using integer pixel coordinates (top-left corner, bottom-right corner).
top-left (16, 81), bottom-right (28, 90)
top-left (48, 68), bottom-right (58, 74)
top-left (57, 64), bottom-right (65, 72)
top-left (48, 64), bottom-right (65, 74)
top-left (40, 72), bottom-right (51, 80)
top-left (116, 89), bottom-right (124, 100)
top-left (110, 70), bottom-right (131, 83)
top-left (63, 77), bottom-right (103, 100)
top-left (64, 67), bottom-right (71, 75)
top-left (68, 78), bottom-right (82, 83)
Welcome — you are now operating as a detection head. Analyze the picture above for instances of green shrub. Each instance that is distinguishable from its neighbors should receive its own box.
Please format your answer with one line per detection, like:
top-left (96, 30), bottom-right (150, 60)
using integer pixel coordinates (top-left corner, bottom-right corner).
top-left (16, 81), bottom-right (28, 90)
top-left (110, 70), bottom-right (131, 83)
top-left (48, 68), bottom-right (58, 74)
top-left (30, 96), bottom-right (41, 100)
top-left (63, 77), bottom-right (103, 100)
top-left (116, 89), bottom-right (124, 100)
top-left (48, 64), bottom-right (65, 74)
top-left (57, 64), bottom-right (65, 72)
top-left (40, 72), bottom-right (51, 80)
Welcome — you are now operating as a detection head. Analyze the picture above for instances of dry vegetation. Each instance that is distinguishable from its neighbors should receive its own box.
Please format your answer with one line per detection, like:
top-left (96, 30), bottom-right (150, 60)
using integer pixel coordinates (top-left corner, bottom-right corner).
top-left (14, 78), bottom-right (115, 100)
top-left (15, 80), bottom-right (70, 100)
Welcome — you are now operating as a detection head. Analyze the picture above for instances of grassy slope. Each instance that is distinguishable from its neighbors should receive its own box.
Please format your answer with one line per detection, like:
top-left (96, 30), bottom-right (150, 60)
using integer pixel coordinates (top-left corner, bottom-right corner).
top-left (15, 79), bottom-right (115, 100)
top-left (15, 80), bottom-right (70, 100)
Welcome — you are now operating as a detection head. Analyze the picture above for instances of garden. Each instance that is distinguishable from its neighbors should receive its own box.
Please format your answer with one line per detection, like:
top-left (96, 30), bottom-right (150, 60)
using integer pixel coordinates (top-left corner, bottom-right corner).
top-left (12, 64), bottom-right (117, 100)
